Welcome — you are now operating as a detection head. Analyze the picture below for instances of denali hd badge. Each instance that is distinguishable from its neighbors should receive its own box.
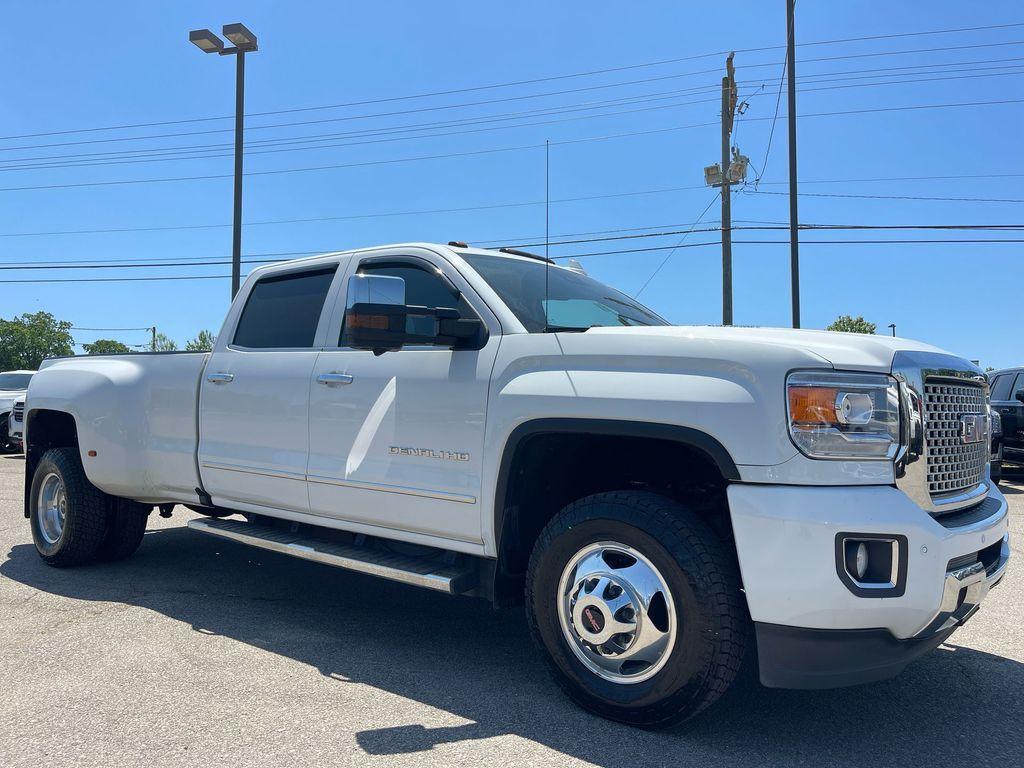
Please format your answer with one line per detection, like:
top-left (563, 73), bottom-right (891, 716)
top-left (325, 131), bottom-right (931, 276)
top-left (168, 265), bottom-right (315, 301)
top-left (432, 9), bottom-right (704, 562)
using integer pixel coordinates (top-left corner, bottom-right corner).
top-left (389, 446), bottom-right (470, 462)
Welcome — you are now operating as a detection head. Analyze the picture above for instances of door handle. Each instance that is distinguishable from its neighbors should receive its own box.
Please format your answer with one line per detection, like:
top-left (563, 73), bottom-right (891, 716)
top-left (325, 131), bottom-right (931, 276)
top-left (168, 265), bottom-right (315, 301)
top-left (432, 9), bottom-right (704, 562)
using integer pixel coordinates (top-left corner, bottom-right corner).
top-left (206, 372), bottom-right (234, 384)
top-left (317, 372), bottom-right (354, 386)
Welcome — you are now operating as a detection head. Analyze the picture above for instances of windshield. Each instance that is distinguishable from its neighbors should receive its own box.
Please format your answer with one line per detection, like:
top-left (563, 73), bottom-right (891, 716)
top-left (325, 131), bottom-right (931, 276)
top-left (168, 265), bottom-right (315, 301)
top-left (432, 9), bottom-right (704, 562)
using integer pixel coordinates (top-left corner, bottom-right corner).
top-left (460, 253), bottom-right (667, 332)
top-left (0, 373), bottom-right (32, 390)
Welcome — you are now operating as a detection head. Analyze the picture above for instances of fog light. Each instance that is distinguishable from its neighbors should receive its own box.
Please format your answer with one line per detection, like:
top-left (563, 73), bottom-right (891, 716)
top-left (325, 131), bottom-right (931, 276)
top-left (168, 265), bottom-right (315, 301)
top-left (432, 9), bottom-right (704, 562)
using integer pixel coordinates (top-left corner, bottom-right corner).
top-left (836, 534), bottom-right (908, 598)
top-left (854, 542), bottom-right (868, 580)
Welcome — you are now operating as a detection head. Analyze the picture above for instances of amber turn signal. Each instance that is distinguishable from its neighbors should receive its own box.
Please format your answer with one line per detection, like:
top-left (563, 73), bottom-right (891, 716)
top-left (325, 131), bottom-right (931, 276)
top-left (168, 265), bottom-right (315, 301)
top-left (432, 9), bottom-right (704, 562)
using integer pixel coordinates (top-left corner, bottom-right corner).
top-left (788, 386), bottom-right (838, 426)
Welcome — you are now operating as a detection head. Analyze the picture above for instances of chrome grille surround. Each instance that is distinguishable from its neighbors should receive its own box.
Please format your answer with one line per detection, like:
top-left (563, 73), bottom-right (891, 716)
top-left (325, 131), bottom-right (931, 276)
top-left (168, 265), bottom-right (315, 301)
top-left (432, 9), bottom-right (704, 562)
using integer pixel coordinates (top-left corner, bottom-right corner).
top-left (12, 402), bottom-right (24, 423)
top-left (923, 382), bottom-right (987, 495)
top-left (892, 350), bottom-right (990, 516)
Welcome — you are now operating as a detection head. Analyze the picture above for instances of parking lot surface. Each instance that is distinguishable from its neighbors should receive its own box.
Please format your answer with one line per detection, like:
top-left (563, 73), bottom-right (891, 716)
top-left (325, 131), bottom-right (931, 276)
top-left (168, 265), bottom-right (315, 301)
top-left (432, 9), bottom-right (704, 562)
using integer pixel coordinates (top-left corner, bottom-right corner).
top-left (0, 453), bottom-right (1021, 767)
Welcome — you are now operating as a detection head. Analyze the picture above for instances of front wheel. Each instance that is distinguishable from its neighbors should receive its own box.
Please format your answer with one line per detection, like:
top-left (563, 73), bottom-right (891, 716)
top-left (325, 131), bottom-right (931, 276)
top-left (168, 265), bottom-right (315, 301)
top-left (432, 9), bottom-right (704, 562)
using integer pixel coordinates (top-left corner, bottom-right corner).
top-left (526, 491), bottom-right (747, 727)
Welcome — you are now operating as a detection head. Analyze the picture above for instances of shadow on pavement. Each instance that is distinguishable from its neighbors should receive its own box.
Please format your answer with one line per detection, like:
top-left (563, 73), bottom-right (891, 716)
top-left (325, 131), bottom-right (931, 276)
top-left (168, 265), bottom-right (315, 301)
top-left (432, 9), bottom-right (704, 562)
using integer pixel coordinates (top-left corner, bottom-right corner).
top-left (2, 526), bottom-right (1022, 767)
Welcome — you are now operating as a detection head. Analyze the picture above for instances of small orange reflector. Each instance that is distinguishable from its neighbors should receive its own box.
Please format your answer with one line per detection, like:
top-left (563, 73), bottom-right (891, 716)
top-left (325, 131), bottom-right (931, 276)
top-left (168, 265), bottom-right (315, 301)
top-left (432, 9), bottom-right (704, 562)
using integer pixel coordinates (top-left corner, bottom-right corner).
top-left (87, 450), bottom-right (97, 457)
top-left (788, 386), bottom-right (839, 425)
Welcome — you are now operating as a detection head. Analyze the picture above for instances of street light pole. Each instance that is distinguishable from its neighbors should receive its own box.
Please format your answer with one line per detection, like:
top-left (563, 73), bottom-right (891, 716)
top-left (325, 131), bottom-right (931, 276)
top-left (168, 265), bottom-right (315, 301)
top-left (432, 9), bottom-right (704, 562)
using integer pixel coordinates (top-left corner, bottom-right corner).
top-left (189, 23), bottom-right (258, 300)
top-left (231, 50), bottom-right (246, 298)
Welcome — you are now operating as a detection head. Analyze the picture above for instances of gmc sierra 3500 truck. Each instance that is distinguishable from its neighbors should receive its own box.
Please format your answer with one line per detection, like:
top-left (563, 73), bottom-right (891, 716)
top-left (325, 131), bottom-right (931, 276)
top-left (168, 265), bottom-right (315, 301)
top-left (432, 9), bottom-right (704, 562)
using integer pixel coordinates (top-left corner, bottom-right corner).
top-left (22, 242), bottom-right (1009, 726)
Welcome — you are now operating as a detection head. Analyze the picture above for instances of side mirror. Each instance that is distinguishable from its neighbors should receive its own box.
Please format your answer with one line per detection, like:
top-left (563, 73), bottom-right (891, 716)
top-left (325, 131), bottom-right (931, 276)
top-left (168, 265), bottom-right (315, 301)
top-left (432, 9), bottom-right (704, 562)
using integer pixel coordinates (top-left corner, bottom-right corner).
top-left (342, 274), bottom-right (484, 353)
top-left (1015, 389), bottom-right (1024, 404)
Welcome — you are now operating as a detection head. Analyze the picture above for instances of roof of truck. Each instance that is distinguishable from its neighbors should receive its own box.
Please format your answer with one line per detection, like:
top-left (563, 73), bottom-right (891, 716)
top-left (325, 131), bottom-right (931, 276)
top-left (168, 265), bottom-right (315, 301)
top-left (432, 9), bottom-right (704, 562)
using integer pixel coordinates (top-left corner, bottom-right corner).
top-left (245, 242), bottom-right (575, 281)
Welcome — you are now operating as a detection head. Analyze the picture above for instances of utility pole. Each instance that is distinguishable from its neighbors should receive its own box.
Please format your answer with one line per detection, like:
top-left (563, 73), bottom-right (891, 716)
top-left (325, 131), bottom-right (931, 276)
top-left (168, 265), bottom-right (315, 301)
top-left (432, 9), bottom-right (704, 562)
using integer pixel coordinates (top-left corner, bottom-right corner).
top-left (720, 52), bottom-right (737, 326)
top-left (888, 323), bottom-right (896, 337)
top-left (150, 326), bottom-right (157, 352)
top-left (786, 0), bottom-right (801, 328)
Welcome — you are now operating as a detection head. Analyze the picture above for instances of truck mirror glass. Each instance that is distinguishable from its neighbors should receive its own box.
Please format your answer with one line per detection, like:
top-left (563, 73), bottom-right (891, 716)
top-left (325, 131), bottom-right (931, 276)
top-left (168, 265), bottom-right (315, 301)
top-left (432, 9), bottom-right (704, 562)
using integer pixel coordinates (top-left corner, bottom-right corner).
top-left (342, 274), bottom-right (409, 353)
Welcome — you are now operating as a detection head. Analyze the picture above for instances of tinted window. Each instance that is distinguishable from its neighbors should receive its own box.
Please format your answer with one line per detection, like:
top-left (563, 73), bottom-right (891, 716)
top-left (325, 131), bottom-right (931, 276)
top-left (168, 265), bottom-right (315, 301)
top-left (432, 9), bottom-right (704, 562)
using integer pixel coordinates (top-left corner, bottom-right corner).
top-left (1014, 373), bottom-right (1024, 399)
top-left (0, 373), bottom-right (32, 390)
top-left (233, 267), bottom-right (336, 348)
top-left (343, 262), bottom-right (459, 341)
top-left (991, 374), bottom-right (1013, 401)
top-left (460, 253), bottom-right (666, 332)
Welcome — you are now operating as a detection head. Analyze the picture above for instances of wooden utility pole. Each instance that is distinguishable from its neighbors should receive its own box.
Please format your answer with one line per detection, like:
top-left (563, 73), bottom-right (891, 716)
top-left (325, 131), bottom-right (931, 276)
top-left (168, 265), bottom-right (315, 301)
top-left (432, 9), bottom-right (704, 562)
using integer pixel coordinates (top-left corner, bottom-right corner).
top-left (786, 0), bottom-right (801, 328)
top-left (721, 52), bottom-right (737, 326)
top-left (150, 326), bottom-right (157, 352)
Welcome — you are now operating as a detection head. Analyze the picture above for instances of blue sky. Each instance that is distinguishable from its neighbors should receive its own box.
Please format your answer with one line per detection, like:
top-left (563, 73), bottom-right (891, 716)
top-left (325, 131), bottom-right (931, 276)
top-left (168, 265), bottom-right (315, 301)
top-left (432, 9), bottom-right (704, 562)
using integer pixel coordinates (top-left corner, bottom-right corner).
top-left (0, 1), bottom-right (1020, 367)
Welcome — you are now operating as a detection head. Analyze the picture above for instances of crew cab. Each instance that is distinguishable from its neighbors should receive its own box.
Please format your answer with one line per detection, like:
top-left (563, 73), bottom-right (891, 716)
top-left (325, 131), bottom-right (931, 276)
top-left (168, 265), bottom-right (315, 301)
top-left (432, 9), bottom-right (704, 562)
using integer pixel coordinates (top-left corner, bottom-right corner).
top-left (21, 243), bottom-right (1009, 726)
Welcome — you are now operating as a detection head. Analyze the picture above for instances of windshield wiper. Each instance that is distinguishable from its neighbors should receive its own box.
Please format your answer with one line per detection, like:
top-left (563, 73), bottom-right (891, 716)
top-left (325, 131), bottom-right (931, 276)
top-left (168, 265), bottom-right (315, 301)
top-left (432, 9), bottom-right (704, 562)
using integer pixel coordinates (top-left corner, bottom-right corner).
top-left (542, 325), bottom-right (590, 333)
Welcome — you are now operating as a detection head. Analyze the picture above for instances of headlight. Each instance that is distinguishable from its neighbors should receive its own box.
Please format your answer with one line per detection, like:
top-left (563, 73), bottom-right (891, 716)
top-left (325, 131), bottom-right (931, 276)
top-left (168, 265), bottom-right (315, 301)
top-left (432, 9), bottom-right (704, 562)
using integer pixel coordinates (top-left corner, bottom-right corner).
top-left (787, 371), bottom-right (900, 459)
top-left (990, 408), bottom-right (1002, 438)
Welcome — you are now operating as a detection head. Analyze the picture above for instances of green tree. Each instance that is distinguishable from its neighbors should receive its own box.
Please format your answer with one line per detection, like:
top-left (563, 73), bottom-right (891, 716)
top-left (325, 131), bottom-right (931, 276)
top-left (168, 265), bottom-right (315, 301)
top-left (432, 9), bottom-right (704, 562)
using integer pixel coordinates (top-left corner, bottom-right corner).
top-left (151, 332), bottom-right (178, 352)
top-left (826, 315), bottom-right (876, 334)
top-left (185, 330), bottom-right (216, 352)
top-left (83, 338), bottom-right (131, 355)
top-left (0, 312), bottom-right (74, 369)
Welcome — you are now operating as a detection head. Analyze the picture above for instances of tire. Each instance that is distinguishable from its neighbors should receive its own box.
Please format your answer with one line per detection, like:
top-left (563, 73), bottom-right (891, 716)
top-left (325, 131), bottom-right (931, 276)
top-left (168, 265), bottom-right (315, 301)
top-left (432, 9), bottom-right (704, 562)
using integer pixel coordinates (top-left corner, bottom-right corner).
top-left (0, 419), bottom-right (14, 454)
top-left (526, 491), bottom-right (747, 728)
top-left (29, 448), bottom-right (109, 567)
top-left (96, 497), bottom-right (150, 562)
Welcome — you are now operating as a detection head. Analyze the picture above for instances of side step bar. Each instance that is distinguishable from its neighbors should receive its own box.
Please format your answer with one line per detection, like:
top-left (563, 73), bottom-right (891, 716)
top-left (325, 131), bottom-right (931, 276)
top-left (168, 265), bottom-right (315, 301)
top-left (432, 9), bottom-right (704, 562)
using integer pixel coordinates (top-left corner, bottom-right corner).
top-left (187, 517), bottom-right (476, 594)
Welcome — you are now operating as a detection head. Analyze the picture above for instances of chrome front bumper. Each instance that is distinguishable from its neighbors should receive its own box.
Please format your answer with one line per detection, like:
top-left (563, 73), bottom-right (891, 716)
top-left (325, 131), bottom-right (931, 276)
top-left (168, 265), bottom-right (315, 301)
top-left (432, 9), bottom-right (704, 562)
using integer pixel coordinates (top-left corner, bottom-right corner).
top-left (919, 533), bottom-right (1010, 637)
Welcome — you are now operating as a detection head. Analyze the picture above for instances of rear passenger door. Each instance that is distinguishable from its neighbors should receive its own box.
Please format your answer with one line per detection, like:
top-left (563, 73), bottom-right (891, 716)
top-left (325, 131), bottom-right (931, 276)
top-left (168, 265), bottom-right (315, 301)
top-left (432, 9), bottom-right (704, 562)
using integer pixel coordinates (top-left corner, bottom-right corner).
top-left (198, 263), bottom-right (342, 515)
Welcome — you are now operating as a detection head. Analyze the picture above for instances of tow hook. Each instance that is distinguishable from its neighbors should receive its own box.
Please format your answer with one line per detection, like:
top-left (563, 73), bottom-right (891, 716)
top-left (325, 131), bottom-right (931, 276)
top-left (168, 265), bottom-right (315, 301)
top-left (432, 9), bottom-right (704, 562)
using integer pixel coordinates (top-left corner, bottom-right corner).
top-left (158, 503), bottom-right (174, 518)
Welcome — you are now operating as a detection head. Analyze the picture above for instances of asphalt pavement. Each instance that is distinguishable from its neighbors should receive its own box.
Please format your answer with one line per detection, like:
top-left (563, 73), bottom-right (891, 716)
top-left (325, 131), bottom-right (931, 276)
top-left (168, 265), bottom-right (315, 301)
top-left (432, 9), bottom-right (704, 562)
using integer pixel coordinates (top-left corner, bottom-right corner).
top-left (1, 451), bottom-right (1021, 767)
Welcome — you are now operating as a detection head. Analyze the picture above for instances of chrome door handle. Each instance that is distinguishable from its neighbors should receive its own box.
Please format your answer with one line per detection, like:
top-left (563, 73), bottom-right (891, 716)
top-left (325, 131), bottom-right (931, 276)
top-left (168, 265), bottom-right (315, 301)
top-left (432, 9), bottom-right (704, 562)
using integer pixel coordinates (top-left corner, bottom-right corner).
top-left (206, 372), bottom-right (234, 384)
top-left (317, 372), bottom-right (354, 386)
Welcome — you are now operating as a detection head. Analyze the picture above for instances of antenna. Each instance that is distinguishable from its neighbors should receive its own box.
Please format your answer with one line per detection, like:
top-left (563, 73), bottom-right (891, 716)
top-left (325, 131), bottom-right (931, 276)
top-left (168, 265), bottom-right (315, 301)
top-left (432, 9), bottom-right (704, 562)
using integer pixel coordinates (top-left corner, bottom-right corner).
top-left (544, 139), bottom-right (550, 331)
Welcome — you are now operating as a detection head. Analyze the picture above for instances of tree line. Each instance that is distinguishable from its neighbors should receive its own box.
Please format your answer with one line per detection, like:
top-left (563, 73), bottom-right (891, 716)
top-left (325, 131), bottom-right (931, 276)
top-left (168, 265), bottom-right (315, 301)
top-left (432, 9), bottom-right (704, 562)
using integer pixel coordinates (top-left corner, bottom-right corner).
top-left (0, 312), bottom-right (217, 370)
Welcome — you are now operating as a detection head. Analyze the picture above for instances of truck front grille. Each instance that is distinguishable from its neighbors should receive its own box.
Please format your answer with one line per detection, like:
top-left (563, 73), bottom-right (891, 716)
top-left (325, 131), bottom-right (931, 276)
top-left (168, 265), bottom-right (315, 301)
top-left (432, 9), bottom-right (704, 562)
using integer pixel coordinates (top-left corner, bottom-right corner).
top-left (923, 381), bottom-right (987, 496)
top-left (12, 402), bottom-right (24, 423)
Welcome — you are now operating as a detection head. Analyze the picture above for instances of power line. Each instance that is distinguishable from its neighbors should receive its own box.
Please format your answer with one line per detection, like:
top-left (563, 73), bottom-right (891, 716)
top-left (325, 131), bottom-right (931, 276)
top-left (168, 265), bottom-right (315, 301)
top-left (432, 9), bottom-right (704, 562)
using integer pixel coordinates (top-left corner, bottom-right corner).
top-left (6, 224), bottom-right (1021, 271)
top-left (4, 235), bottom-right (1022, 284)
top-left (4, 38), bottom-right (1024, 157)
top-left (746, 189), bottom-right (1024, 202)
top-left (4, 21), bottom-right (1022, 143)
top-left (2, 97), bottom-right (1022, 194)
top-left (7, 55), bottom-right (1022, 170)
top-left (7, 66), bottom-right (1023, 175)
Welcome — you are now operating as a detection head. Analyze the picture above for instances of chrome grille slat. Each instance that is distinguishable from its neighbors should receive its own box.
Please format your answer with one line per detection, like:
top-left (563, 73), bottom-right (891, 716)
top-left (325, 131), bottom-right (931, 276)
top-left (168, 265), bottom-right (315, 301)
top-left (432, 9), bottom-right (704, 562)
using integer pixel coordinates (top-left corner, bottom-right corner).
top-left (12, 402), bottom-right (24, 423)
top-left (923, 381), bottom-right (987, 496)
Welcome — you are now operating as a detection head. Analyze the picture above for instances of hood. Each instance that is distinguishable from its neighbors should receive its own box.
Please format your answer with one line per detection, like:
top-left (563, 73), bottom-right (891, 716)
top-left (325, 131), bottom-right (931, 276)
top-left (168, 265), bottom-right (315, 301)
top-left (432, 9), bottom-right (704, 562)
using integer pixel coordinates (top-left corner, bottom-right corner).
top-left (580, 325), bottom-right (953, 373)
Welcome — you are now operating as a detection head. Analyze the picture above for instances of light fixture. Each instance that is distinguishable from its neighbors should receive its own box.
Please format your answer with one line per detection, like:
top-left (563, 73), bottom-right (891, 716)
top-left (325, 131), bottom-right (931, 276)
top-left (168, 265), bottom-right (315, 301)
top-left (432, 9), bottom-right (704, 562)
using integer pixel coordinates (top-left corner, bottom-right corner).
top-left (189, 29), bottom-right (224, 54)
top-left (223, 23), bottom-right (258, 50)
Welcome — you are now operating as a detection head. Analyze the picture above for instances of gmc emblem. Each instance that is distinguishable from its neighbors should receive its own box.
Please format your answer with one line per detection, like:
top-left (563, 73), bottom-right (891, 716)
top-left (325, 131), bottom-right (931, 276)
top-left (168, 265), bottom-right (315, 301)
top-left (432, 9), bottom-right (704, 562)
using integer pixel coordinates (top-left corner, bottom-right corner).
top-left (959, 414), bottom-right (985, 444)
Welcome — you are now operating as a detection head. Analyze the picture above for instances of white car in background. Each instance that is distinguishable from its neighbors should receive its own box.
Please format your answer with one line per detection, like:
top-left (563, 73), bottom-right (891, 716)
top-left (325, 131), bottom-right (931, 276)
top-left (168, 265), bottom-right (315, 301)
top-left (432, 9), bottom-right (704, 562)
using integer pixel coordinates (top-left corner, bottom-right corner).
top-left (0, 370), bottom-right (35, 453)
top-left (8, 397), bottom-right (25, 452)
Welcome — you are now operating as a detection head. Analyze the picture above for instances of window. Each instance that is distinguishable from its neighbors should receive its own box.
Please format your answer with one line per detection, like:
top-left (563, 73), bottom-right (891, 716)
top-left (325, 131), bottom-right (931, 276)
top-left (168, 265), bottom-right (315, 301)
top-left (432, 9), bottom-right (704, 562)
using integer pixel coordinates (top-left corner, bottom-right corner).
top-left (233, 267), bottom-right (336, 349)
top-left (991, 374), bottom-right (1013, 401)
top-left (1013, 373), bottom-right (1024, 399)
top-left (460, 252), bottom-right (666, 332)
top-left (342, 262), bottom-right (460, 343)
top-left (0, 373), bottom-right (33, 390)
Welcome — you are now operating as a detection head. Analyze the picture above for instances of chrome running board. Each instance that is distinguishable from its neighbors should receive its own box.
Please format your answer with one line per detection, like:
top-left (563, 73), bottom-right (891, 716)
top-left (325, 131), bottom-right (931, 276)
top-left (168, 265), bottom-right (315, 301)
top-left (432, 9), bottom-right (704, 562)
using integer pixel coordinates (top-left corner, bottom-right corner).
top-left (187, 517), bottom-right (475, 594)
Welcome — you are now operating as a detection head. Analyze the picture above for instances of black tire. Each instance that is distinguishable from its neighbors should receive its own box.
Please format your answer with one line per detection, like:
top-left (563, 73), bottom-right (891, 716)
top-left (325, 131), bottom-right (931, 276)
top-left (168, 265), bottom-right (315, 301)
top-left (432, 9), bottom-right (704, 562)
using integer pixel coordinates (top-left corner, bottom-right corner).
top-left (29, 447), bottom-right (109, 567)
top-left (96, 498), bottom-right (150, 562)
top-left (0, 419), bottom-right (14, 453)
top-left (526, 491), bottom-right (747, 728)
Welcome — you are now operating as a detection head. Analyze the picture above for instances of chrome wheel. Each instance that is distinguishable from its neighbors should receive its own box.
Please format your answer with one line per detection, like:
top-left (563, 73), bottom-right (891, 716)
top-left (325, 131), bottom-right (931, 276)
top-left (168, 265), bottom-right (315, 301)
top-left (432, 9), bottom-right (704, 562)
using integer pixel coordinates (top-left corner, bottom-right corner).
top-left (557, 541), bottom-right (676, 684)
top-left (37, 472), bottom-right (67, 545)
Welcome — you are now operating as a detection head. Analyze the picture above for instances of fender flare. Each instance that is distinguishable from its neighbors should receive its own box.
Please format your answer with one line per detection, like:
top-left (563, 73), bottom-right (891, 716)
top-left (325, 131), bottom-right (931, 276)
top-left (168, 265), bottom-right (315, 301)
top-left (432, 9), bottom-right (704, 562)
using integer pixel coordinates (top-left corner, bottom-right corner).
top-left (492, 417), bottom-right (740, 553)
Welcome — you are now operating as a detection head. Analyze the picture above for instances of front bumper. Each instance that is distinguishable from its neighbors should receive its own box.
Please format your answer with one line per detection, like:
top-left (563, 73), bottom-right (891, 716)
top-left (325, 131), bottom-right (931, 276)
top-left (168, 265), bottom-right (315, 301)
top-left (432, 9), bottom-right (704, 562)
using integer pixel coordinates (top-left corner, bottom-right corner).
top-left (728, 481), bottom-right (1009, 688)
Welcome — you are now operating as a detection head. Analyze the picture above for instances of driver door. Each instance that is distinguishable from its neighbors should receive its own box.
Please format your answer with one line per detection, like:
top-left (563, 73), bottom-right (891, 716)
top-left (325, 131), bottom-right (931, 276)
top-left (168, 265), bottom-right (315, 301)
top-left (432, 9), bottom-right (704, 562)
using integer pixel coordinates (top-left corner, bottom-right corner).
top-left (306, 248), bottom-right (501, 545)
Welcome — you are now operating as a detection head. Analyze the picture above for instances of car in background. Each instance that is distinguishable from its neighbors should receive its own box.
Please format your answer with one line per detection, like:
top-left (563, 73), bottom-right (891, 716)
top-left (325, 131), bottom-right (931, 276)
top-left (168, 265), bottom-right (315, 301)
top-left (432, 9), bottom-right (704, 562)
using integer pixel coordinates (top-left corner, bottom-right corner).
top-left (991, 405), bottom-right (1002, 484)
top-left (0, 370), bottom-right (35, 453)
top-left (7, 398), bottom-right (25, 453)
top-left (989, 367), bottom-right (1024, 470)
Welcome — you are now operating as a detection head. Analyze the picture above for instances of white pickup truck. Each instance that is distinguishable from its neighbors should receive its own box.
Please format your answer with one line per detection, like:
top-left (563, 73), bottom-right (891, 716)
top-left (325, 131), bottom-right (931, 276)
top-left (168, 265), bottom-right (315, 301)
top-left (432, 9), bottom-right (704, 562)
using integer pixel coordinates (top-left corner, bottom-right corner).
top-left (21, 242), bottom-right (1009, 726)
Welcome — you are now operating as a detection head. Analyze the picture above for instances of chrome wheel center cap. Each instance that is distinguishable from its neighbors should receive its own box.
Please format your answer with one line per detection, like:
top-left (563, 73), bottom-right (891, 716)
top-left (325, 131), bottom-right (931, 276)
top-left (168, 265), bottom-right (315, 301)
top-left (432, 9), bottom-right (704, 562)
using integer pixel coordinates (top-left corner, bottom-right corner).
top-left (570, 577), bottom-right (639, 650)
